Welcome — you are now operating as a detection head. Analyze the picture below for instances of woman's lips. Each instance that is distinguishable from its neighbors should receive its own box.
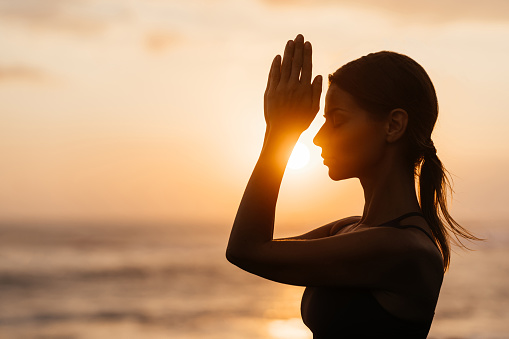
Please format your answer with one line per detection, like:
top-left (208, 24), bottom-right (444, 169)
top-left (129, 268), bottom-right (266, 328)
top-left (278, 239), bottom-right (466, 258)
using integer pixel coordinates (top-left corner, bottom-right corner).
top-left (321, 154), bottom-right (338, 165)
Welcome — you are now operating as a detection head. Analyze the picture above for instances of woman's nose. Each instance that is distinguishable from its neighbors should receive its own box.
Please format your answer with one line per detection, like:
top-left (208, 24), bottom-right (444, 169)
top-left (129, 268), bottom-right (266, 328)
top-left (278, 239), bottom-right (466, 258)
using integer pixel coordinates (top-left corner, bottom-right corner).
top-left (313, 124), bottom-right (326, 147)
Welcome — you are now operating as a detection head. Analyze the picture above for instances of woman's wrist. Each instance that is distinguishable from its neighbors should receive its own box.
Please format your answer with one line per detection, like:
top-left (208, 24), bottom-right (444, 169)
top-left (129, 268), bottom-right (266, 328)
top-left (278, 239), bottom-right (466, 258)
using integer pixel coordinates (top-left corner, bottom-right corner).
top-left (260, 126), bottom-right (300, 169)
top-left (263, 126), bottom-right (300, 149)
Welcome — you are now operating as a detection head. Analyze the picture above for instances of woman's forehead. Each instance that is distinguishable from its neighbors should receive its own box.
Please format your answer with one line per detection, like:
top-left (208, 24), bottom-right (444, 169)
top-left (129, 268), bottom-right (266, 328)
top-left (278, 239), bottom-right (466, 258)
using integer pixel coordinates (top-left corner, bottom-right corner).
top-left (325, 85), bottom-right (356, 112)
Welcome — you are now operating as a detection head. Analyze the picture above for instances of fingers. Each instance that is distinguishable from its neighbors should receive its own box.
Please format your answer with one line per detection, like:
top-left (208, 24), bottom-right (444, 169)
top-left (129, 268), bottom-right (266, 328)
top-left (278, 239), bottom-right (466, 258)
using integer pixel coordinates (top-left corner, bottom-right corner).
top-left (265, 55), bottom-right (281, 94)
top-left (289, 34), bottom-right (304, 83)
top-left (311, 75), bottom-right (323, 111)
top-left (280, 40), bottom-right (294, 81)
top-left (300, 41), bottom-right (312, 84)
top-left (280, 34), bottom-right (313, 84)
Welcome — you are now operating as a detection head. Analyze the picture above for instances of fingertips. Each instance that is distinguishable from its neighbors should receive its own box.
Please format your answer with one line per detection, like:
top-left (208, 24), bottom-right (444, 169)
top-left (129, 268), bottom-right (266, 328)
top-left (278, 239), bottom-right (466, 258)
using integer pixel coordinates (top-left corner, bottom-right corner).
top-left (312, 74), bottom-right (323, 87)
top-left (273, 54), bottom-right (282, 67)
top-left (272, 55), bottom-right (281, 75)
top-left (269, 54), bottom-right (282, 90)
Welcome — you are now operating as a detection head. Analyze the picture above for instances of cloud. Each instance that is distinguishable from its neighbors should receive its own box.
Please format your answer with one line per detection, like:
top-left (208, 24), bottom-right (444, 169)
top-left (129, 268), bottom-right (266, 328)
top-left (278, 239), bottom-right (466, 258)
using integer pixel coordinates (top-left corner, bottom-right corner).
top-left (144, 31), bottom-right (181, 53)
top-left (0, 0), bottom-right (128, 34)
top-left (0, 65), bottom-right (47, 82)
top-left (260, 0), bottom-right (509, 23)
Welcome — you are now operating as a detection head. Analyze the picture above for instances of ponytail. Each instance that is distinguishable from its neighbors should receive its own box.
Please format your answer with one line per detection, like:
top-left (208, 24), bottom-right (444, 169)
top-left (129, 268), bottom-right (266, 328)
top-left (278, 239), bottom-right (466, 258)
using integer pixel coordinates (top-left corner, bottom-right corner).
top-left (418, 143), bottom-right (483, 272)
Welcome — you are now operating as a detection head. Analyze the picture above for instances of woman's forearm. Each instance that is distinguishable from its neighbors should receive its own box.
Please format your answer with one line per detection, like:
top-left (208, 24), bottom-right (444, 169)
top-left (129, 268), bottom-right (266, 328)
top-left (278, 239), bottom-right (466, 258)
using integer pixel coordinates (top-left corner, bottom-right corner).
top-left (227, 34), bottom-right (321, 264)
top-left (226, 128), bottom-right (300, 260)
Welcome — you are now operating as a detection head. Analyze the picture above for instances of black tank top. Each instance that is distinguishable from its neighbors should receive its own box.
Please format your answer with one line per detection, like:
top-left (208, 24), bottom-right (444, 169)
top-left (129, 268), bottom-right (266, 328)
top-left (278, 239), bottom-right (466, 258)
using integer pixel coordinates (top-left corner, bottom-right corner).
top-left (301, 212), bottom-right (436, 339)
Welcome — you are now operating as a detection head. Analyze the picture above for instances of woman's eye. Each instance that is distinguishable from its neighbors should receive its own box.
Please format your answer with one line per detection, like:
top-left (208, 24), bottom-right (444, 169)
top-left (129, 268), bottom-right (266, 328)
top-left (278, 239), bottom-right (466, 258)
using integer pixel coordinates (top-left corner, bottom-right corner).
top-left (333, 115), bottom-right (344, 126)
top-left (324, 113), bottom-right (345, 127)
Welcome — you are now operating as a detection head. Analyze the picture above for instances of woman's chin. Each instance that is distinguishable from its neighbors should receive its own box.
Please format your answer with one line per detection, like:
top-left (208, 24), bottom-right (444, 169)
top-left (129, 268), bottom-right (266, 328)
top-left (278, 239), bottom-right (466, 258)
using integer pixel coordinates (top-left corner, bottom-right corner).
top-left (327, 168), bottom-right (345, 181)
top-left (329, 173), bottom-right (345, 181)
top-left (325, 165), bottom-right (354, 181)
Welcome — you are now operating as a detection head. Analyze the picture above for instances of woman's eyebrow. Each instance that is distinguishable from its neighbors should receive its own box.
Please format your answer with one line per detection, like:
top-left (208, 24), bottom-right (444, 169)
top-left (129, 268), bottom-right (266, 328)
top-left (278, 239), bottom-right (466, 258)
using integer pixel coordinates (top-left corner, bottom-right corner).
top-left (324, 107), bottom-right (350, 115)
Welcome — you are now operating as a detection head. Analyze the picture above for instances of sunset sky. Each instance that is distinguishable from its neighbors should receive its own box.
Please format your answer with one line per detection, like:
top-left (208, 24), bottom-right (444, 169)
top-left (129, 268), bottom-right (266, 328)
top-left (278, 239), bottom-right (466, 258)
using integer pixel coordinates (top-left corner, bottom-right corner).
top-left (1, 0), bottom-right (508, 231)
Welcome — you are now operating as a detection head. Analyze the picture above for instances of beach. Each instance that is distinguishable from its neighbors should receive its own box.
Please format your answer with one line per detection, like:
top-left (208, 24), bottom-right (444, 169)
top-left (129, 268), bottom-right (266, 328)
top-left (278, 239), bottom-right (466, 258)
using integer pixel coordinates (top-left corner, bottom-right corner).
top-left (0, 220), bottom-right (507, 339)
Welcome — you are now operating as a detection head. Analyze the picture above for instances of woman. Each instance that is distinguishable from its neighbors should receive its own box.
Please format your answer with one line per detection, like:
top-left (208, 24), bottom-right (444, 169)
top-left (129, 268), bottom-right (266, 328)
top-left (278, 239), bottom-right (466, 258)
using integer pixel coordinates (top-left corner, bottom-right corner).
top-left (226, 34), bottom-right (480, 338)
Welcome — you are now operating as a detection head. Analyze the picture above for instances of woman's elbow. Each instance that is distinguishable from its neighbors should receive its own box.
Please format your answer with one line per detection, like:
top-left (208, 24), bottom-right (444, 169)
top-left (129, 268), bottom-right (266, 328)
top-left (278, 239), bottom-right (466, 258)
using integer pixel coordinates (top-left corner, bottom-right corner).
top-left (225, 245), bottom-right (252, 269)
top-left (226, 245), bottom-right (240, 263)
top-left (225, 247), bottom-right (237, 264)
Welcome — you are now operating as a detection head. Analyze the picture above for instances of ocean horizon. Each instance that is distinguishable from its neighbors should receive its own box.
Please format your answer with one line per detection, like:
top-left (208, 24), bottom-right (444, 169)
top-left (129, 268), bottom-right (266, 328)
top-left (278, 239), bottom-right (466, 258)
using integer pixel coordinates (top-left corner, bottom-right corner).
top-left (0, 220), bottom-right (507, 339)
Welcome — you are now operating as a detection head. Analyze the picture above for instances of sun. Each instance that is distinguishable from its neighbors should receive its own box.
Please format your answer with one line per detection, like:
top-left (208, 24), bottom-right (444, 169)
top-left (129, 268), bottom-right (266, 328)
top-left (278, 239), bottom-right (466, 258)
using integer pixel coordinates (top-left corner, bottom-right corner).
top-left (288, 141), bottom-right (311, 170)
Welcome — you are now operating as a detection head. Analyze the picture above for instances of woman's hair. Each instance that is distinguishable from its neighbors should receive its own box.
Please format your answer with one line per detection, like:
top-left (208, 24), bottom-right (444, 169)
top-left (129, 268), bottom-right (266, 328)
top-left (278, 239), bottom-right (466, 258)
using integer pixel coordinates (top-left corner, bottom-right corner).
top-left (329, 51), bottom-right (482, 272)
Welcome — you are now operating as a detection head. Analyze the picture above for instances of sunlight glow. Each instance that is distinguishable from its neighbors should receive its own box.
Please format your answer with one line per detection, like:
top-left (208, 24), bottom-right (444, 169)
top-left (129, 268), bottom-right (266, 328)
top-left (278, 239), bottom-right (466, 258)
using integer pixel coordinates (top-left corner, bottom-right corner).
top-left (288, 142), bottom-right (310, 170)
top-left (268, 318), bottom-right (311, 339)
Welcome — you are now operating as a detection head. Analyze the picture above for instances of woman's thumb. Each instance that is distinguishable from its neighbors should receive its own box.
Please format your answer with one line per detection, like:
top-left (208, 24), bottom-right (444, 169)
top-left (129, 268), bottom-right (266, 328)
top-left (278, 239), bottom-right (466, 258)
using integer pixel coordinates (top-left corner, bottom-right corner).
top-left (311, 75), bottom-right (323, 111)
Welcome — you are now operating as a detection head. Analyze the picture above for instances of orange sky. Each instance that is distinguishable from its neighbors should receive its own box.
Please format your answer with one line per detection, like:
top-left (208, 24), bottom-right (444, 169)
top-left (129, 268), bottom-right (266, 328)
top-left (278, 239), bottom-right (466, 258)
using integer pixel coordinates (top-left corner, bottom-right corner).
top-left (1, 0), bottom-right (508, 230)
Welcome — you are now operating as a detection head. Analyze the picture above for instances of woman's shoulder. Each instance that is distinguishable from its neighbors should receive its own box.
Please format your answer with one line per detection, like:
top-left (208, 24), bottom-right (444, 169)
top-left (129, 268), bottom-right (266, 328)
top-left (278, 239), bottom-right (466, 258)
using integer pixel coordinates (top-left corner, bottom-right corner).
top-left (334, 219), bottom-right (444, 279)
top-left (329, 216), bottom-right (362, 236)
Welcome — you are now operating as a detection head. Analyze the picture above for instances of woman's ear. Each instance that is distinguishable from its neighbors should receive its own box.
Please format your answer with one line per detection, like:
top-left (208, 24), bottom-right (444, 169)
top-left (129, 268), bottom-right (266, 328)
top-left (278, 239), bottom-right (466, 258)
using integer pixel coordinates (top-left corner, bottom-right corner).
top-left (385, 108), bottom-right (408, 143)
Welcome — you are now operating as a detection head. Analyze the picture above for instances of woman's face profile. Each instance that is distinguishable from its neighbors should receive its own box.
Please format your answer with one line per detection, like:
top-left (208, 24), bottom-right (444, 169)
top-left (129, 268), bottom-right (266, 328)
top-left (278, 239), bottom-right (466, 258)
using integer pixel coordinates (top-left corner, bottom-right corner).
top-left (314, 84), bottom-right (388, 181)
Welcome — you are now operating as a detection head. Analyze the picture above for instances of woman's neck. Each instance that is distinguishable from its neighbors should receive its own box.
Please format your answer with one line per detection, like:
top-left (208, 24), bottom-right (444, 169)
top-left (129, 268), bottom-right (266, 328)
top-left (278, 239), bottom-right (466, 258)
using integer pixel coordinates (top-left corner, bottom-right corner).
top-left (359, 157), bottom-right (421, 227)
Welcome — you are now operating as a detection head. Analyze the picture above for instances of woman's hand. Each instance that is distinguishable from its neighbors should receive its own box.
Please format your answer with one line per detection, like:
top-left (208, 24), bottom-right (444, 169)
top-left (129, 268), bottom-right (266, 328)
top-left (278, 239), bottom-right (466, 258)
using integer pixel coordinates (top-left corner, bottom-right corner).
top-left (264, 34), bottom-right (322, 136)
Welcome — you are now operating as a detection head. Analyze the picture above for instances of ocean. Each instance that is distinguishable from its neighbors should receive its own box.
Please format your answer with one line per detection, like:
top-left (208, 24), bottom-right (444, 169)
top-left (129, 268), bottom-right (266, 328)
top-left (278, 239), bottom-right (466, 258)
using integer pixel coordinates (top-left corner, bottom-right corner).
top-left (0, 220), bottom-right (507, 339)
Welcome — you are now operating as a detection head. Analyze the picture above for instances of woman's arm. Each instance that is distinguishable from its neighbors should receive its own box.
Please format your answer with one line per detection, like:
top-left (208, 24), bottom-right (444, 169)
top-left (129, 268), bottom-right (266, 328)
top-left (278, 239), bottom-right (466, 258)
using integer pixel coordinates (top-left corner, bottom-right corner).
top-left (226, 33), bottom-right (322, 261)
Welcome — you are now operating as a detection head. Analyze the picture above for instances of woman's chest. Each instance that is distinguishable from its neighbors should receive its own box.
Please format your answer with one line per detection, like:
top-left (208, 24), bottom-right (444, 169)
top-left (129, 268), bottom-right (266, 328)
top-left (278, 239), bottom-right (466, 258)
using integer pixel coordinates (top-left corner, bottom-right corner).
top-left (301, 286), bottom-right (366, 330)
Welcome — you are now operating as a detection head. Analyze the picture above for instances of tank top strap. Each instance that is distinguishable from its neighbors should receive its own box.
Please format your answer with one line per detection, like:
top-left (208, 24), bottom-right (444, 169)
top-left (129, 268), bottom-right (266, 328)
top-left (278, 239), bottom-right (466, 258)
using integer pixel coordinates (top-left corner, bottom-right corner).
top-left (378, 212), bottom-right (439, 250)
top-left (378, 211), bottom-right (424, 227)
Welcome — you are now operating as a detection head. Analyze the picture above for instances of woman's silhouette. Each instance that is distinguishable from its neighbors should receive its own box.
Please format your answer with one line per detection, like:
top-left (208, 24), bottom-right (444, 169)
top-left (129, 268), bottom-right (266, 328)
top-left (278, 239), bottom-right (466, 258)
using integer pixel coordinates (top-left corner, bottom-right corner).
top-left (226, 34), bottom-right (480, 338)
